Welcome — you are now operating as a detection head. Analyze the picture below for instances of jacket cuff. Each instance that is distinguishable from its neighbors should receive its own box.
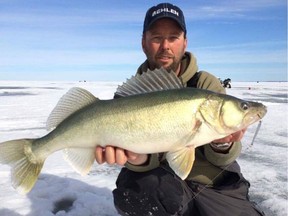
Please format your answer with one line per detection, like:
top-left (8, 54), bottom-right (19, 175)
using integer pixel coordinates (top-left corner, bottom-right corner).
top-left (204, 142), bottom-right (242, 167)
top-left (210, 142), bottom-right (233, 153)
top-left (125, 154), bottom-right (160, 172)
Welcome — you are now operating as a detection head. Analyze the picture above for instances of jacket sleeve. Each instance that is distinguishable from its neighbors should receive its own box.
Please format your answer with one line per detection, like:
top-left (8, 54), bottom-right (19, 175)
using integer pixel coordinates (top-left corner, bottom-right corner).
top-left (204, 142), bottom-right (242, 167)
top-left (196, 71), bottom-right (226, 94)
top-left (125, 154), bottom-right (160, 172)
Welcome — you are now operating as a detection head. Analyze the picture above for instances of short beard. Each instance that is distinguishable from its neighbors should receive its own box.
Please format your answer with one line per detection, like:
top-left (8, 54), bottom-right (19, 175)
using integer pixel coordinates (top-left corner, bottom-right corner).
top-left (148, 59), bottom-right (181, 74)
top-left (162, 61), bottom-right (181, 73)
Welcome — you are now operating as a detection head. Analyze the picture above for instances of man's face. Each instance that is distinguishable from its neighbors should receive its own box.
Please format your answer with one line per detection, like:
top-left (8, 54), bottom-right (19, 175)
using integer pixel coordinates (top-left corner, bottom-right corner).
top-left (142, 18), bottom-right (187, 75)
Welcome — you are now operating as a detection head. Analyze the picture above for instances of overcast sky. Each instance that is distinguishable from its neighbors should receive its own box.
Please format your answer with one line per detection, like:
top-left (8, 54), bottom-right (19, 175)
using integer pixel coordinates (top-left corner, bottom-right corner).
top-left (0, 0), bottom-right (287, 81)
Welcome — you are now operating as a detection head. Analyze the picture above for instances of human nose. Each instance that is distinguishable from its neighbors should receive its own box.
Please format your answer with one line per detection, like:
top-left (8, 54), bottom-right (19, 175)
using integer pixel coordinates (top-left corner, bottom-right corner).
top-left (160, 38), bottom-right (170, 50)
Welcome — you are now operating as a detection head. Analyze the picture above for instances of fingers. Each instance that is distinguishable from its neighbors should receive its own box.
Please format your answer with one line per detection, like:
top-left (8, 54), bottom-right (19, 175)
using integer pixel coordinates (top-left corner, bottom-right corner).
top-left (115, 148), bottom-right (128, 166)
top-left (95, 146), bottom-right (105, 164)
top-left (212, 134), bottom-right (233, 144)
top-left (95, 146), bottom-right (148, 166)
top-left (212, 128), bottom-right (247, 144)
top-left (231, 128), bottom-right (246, 142)
top-left (105, 146), bottom-right (116, 164)
top-left (231, 131), bottom-right (242, 142)
top-left (95, 146), bottom-right (128, 166)
top-left (126, 151), bottom-right (148, 165)
top-left (126, 151), bottom-right (138, 161)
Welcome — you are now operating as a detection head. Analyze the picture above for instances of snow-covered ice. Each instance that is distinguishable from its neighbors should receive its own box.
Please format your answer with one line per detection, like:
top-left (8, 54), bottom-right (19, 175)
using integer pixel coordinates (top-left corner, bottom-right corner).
top-left (0, 80), bottom-right (287, 216)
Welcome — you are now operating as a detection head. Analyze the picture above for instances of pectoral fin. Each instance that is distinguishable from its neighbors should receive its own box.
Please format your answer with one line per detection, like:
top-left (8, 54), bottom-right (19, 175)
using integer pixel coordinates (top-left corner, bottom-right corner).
top-left (166, 147), bottom-right (195, 180)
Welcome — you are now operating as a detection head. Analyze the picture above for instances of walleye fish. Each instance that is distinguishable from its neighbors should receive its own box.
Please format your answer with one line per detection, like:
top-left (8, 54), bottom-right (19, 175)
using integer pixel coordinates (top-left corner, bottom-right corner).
top-left (0, 69), bottom-right (267, 194)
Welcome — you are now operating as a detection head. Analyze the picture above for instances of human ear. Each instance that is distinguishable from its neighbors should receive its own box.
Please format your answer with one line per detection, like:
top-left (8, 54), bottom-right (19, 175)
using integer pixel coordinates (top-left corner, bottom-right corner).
top-left (142, 35), bottom-right (147, 53)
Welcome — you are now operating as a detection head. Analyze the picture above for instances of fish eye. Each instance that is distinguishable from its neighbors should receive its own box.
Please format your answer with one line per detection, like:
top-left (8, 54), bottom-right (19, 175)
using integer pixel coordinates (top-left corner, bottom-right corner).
top-left (240, 102), bottom-right (250, 110)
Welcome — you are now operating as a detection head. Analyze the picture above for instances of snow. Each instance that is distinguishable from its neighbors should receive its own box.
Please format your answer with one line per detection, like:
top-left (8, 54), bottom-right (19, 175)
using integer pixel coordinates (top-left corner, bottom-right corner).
top-left (0, 80), bottom-right (287, 216)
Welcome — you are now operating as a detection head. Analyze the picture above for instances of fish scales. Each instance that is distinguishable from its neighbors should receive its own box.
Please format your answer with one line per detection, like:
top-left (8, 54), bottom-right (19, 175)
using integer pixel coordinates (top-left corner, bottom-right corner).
top-left (39, 89), bottom-right (203, 154)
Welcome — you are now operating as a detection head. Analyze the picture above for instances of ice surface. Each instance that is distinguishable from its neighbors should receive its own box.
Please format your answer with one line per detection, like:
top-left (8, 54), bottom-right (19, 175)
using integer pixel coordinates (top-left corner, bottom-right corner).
top-left (0, 80), bottom-right (287, 216)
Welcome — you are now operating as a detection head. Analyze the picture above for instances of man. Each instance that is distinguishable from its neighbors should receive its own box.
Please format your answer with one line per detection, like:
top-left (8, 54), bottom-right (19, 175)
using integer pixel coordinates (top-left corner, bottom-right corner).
top-left (95, 3), bottom-right (265, 216)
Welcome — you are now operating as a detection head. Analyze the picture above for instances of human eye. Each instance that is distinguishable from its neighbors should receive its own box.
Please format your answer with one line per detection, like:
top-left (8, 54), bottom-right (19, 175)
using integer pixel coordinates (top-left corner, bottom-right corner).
top-left (168, 35), bottom-right (180, 42)
top-left (151, 35), bottom-right (162, 43)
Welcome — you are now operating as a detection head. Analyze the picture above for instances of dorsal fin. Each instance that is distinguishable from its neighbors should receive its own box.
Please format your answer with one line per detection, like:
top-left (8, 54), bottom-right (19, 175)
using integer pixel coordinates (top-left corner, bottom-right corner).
top-left (46, 87), bottom-right (98, 130)
top-left (116, 68), bottom-right (184, 97)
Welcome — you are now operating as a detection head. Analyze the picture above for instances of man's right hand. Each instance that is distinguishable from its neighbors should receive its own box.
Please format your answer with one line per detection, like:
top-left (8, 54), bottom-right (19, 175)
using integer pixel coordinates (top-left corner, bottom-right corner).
top-left (95, 146), bottom-right (148, 166)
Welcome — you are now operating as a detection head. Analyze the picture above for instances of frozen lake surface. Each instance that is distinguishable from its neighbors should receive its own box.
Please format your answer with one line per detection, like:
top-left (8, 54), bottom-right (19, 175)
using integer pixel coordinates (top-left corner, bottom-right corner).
top-left (0, 80), bottom-right (287, 216)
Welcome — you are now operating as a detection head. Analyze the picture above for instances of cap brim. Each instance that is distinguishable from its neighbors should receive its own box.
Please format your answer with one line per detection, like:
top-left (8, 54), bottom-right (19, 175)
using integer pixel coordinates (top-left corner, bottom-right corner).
top-left (144, 15), bottom-right (186, 33)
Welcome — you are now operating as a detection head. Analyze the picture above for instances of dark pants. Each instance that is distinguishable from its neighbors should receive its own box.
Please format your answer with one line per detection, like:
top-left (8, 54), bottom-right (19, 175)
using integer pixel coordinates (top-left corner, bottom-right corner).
top-left (113, 165), bottom-right (265, 216)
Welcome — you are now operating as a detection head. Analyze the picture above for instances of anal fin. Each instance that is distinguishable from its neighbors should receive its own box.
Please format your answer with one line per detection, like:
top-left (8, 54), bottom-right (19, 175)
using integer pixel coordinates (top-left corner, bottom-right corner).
top-left (63, 148), bottom-right (95, 175)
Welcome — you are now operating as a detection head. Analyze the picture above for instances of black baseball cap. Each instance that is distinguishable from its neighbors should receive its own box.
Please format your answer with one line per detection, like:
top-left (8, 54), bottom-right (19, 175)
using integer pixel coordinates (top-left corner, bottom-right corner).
top-left (143, 3), bottom-right (186, 35)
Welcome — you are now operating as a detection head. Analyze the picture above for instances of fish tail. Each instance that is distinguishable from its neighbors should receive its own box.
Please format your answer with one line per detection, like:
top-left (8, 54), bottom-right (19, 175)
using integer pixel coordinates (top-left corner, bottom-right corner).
top-left (0, 139), bottom-right (44, 194)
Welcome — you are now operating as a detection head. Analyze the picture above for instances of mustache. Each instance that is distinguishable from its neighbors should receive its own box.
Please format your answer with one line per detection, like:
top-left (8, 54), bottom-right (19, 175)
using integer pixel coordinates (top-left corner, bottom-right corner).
top-left (156, 52), bottom-right (174, 58)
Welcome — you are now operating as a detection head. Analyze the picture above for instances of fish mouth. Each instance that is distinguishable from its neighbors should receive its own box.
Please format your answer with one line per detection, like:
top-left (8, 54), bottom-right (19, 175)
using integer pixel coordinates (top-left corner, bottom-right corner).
top-left (244, 105), bottom-right (267, 127)
top-left (257, 105), bottom-right (267, 119)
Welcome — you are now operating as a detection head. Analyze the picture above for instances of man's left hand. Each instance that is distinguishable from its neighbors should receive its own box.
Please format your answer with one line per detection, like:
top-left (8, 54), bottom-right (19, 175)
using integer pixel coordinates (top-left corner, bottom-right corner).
top-left (212, 128), bottom-right (247, 144)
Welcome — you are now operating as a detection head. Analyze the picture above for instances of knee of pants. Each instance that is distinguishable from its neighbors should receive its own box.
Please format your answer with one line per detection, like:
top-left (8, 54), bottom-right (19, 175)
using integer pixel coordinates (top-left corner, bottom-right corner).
top-left (115, 167), bottom-right (164, 193)
top-left (113, 167), bottom-right (188, 215)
